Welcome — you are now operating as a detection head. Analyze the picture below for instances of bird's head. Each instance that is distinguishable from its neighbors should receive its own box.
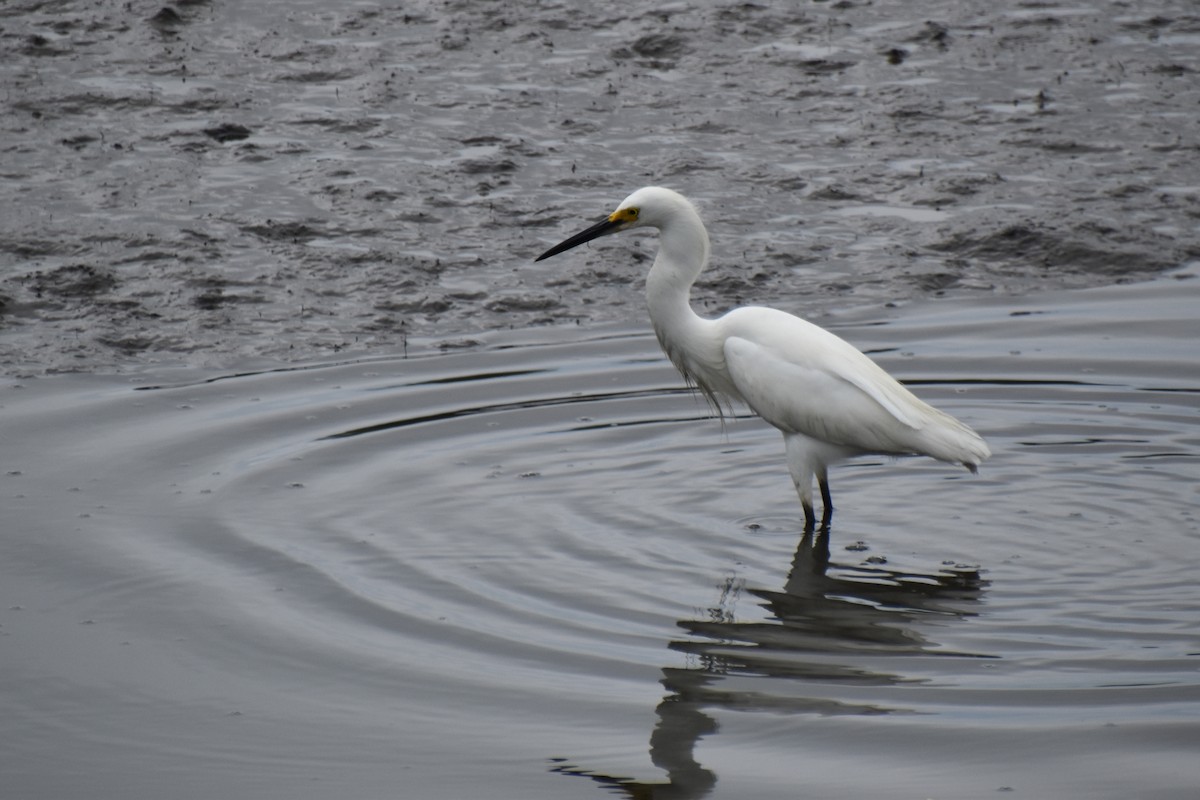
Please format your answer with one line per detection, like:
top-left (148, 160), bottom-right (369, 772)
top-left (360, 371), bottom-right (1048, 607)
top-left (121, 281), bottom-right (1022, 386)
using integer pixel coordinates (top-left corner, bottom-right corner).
top-left (534, 186), bottom-right (689, 262)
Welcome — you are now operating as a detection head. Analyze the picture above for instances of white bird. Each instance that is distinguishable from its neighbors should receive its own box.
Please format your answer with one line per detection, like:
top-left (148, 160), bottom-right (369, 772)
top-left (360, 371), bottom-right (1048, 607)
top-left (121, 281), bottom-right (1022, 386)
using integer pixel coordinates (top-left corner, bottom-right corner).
top-left (535, 187), bottom-right (989, 529)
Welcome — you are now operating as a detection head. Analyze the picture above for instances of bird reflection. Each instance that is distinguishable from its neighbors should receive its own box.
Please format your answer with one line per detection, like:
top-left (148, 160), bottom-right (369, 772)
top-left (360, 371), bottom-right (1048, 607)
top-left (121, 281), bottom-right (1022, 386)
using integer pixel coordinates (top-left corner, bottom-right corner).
top-left (552, 528), bottom-right (989, 798)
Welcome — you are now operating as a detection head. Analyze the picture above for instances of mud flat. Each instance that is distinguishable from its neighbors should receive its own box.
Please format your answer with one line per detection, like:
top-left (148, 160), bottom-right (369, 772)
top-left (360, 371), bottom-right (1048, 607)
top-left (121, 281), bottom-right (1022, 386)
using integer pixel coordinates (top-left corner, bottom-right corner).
top-left (2, 0), bottom-right (1197, 375)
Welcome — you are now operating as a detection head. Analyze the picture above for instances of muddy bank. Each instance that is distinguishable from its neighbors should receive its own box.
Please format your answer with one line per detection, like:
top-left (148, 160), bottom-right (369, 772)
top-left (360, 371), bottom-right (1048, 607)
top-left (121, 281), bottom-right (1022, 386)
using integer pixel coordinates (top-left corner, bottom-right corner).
top-left (1, 0), bottom-right (1197, 375)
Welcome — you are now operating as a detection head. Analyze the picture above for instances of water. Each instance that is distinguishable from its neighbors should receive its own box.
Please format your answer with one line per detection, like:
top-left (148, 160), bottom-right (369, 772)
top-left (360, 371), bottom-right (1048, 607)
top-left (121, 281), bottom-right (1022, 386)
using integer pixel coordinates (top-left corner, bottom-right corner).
top-left (4, 267), bottom-right (1197, 799)
top-left (3, 1), bottom-right (1199, 794)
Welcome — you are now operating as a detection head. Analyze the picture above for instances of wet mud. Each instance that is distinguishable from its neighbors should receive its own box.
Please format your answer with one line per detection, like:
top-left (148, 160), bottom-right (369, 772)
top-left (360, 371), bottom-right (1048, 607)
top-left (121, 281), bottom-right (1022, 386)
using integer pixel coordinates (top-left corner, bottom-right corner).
top-left (1, 0), bottom-right (1198, 375)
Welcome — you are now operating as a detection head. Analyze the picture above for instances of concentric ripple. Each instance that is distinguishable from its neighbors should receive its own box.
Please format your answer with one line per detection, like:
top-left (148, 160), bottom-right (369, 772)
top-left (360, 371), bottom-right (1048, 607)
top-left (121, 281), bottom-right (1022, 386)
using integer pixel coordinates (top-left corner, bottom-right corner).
top-left (3, 271), bottom-right (1198, 798)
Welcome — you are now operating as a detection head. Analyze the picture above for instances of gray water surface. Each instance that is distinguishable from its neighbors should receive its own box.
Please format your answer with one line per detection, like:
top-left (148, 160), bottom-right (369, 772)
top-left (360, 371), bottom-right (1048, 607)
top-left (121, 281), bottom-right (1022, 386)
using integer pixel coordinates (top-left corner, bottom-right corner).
top-left (4, 268), bottom-right (1197, 799)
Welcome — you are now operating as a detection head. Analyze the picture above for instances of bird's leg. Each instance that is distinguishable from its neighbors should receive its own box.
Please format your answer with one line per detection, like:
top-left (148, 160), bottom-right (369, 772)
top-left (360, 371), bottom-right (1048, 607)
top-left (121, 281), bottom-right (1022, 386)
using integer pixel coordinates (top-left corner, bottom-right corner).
top-left (784, 434), bottom-right (819, 532)
top-left (817, 465), bottom-right (833, 529)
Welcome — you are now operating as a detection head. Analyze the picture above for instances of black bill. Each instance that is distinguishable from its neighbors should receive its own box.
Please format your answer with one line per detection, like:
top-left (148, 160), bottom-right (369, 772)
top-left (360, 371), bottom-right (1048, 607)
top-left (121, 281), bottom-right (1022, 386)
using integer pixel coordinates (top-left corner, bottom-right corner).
top-left (534, 215), bottom-right (621, 262)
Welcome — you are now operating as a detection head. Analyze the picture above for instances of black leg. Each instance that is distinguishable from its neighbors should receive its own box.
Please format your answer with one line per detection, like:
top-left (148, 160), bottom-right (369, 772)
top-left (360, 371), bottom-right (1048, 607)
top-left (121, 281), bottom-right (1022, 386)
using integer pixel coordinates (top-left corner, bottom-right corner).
top-left (817, 470), bottom-right (833, 528)
top-left (802, 500), bottom-right (816, 533)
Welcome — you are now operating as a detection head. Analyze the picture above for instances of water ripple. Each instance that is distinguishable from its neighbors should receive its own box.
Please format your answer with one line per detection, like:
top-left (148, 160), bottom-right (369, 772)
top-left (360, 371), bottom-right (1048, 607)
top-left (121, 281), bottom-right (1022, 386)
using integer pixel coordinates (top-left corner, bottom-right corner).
top-left (3, 272), bottom-right (1198, 798)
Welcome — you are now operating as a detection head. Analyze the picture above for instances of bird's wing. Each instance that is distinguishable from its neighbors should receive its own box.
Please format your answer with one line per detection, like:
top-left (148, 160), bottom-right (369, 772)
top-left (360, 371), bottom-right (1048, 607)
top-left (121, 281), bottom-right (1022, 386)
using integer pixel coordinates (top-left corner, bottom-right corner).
top-left (812, 339), bottom-right (928, 430)
top-left (720, 309), bottom-right (935, 449)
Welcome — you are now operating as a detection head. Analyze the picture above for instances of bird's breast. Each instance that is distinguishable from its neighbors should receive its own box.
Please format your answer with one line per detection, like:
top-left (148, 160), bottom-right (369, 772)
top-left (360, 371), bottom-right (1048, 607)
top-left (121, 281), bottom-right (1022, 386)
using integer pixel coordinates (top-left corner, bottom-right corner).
top-left (654, 323), bottom-right (744, 417)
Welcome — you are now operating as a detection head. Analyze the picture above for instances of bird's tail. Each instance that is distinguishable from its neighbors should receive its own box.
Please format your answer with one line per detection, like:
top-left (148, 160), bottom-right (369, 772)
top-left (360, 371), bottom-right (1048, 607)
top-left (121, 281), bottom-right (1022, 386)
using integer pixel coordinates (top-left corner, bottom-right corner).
top-left (918, 407), bottom-right (991, 473)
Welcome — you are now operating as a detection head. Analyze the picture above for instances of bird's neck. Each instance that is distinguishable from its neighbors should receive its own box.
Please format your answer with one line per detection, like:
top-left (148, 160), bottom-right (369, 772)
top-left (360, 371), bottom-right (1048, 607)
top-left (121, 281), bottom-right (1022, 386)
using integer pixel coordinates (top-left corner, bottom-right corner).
top-left (645, 207), bottom-right (710, 334)
top-left (645, 206), bottom-right (733, 407)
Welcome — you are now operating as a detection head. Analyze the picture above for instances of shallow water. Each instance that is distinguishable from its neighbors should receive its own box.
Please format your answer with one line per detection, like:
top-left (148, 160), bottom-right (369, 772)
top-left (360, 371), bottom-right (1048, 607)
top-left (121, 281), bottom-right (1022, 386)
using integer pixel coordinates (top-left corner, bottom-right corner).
top-left (4, 268), bottom-right (1197, 799)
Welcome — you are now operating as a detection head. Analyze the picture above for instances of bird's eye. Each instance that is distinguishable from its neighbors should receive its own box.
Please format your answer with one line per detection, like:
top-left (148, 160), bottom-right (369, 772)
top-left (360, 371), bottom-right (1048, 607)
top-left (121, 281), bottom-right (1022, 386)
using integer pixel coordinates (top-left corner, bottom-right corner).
top-left (609, 206), bottom-right (640, 225)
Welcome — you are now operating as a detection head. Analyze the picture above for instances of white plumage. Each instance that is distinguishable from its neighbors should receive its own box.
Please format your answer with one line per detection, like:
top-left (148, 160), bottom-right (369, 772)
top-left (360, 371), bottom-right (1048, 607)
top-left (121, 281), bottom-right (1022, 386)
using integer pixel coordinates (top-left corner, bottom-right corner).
top-left (536, 186), bottom-right (989, 528)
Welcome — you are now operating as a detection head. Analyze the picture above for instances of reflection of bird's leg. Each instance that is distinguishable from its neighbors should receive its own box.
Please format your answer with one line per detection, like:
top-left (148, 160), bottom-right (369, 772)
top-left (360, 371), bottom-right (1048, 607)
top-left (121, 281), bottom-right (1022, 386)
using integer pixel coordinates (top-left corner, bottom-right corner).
top-left (793, 524), bottom-right (832, 579)
top-left (812, 523), bottom-right (831, 564)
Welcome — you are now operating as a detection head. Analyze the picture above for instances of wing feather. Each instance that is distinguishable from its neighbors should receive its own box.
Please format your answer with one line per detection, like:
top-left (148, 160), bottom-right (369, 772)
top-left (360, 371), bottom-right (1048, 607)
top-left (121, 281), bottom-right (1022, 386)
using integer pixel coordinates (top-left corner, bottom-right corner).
top-left (718, 307), bottom-right (982, 460)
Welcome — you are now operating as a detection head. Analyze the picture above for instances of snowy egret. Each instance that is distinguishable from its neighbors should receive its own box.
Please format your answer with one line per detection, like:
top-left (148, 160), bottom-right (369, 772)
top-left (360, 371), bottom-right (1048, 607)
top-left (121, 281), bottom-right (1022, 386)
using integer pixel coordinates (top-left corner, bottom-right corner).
top-left (536, 187), bottom-right (990, 529)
